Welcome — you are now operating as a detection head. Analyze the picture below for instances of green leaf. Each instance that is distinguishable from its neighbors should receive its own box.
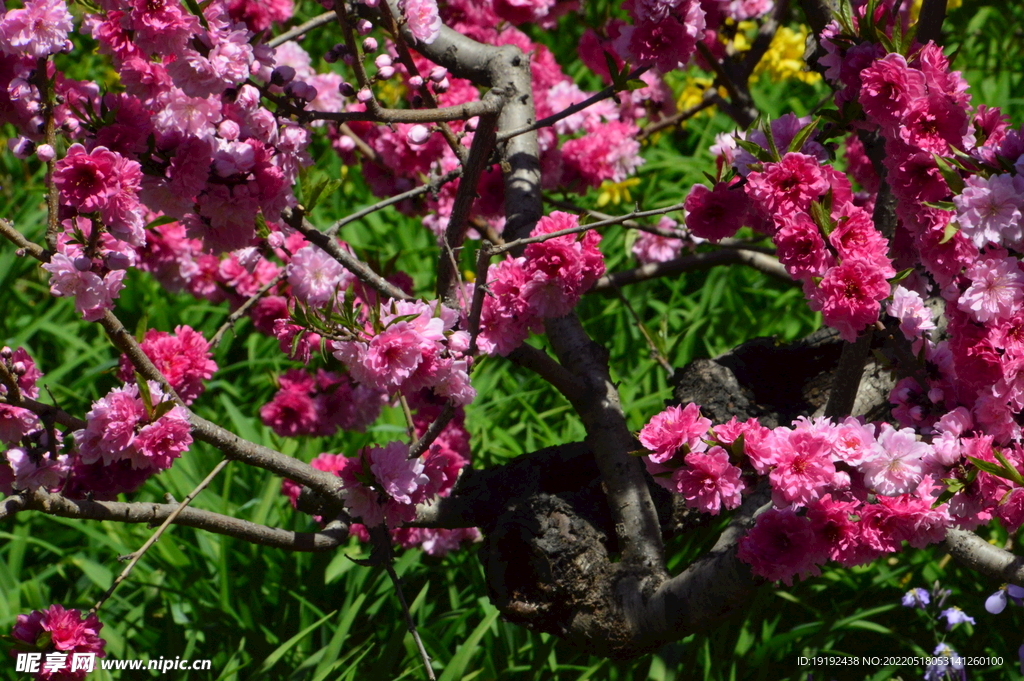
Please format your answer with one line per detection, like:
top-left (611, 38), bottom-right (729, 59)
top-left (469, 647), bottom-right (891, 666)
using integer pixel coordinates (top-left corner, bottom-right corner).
top-left (992, 449), bottom-right (1024, 485)
top-left (437, 606), bottom-right (500, 681)
top-left (761, 118), bottom-right (781, 162)
top-left (888, 267), bottom-right (915, 285)
top-left (966, 455), bottom-right (1020, 484)
top-left (136, 372), bottom-right (154, 419)
top-left (252, 611), bottom-right (337, 677)
top-left (932, 153), bottom-right (965, 194)
top-left (735, 139), bottom-right (773, 163)
top-left (787, 118), bottom-right (821, 154)
top-left (808, 200), bottom-right (835, 236)
top-left (939, 221), bottom-right (959, 245)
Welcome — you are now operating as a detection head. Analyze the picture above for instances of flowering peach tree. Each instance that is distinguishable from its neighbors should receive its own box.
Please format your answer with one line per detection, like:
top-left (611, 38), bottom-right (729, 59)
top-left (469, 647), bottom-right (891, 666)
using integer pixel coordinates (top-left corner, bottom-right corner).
top-left (1, 0), bottom-right (1024, 675)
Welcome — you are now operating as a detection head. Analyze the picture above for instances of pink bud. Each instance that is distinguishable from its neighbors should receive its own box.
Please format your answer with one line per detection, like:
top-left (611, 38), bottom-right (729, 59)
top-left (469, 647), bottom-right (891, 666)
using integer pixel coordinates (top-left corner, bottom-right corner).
top-left (356, 18), bottom-right (373, 35)
top-left (73, 256), bottom-right (92, 272)
top-left (271, 65), bottom-right (295, 86)
top-left (374, 54), bottom-right (392, 68)
top-left (342, 54), bottom-right (356, 66)
top-left (7, 137), bottom-right (32, 159)
top-left (218, 119), bottom-right (240, 140)
top-left (35, 144), bottom-right (54, 162)
top-left (429, 66), bottom-right (447, 83)
top-left (377, 66), bottom-right (395, 80)
top-left (266, 231), bottom-right (286, 249)
top-left (0, 347), bottom-right (12, 360)
top-left (407, 125), bottom-right (430, 145)
top-left (11, 362), bottom-right (26, 376)
top-left (408, 75), bottom-right (424, 88)
top-left (362, 37), bottom-right (378, 52)
top-left (432, 77), bottom-right (450, 94)
top-left (362, 0), bottom-right (379, 6)
top-left (356, 88), bottom-right (373, 103)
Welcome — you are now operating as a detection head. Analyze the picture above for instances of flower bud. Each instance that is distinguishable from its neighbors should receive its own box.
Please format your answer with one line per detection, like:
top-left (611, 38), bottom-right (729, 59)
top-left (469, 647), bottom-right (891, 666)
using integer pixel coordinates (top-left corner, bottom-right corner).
top-left (356, 18), bottom-right (373, 35)
top-left (342, 54), bottom-right (356, 66)
top-left (12, 362), bottom-right (26, 376)
top-left (7, 137), bottom-right (33, 159)
top-left (218, 119), bottom-right (241, 140)
top-left (339, 81), bottom-right (356, 97)
top-left (408, 75), bottom-right (424, 89)
top-left (407, 125), bottom-right (430, 145)
top-left (361, 0), bottom-right (379, 6)
top-left (377, 66), bottom-right (395, 80)
top-left (35, 144), bottom-right (54, 162)
top-left (267, 231), bottom-right (285, 248)
top-left (356, 88), bottom-right (373, 103)
top-left (374, 54), bottom-right (392, 69)
top-left (73, 256), bottom-right (92, 272)
top-left (465, 117), bottom-right (478, 132)
top-left (429, 66), bottom-right (447, 83)
top-left (1, 346), bottom-right (12, 360)
top-left (271, 65), bottom-right (296, 86)
top-left (432, 77), bottom-right (450, 94)
top-left (362, 36), bottom-right (378, 52)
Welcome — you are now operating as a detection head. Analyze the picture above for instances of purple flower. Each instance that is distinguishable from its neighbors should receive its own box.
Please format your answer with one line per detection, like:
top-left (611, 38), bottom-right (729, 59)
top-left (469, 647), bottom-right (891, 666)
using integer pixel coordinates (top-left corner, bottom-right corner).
top-left (984, 584), bottom-right (1024, 614)
top-left (901, 588), bottom-right (931, 609)
top-left (939, 606), bottom-right (975, 631)
top-left (924, 644), bottom-right (965, 681)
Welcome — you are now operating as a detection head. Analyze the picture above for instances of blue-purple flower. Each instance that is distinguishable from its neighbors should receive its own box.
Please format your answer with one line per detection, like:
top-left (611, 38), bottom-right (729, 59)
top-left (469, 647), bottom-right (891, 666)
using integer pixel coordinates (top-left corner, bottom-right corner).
top-left (939, 606), bottom-right (976, 631)
top-left (984, 584), bottom-right (1024, 614)
top-left (902, 587), bottom-right (931, 609)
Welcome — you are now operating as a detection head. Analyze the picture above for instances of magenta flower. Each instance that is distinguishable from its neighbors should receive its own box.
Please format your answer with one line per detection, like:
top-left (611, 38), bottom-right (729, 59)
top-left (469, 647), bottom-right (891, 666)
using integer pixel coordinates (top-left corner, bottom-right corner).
top-left (813, 258), bottom-right (891, 342)
top-left (673, 447), bottom-right (745, 515)
top-left (857, 53), bottom-right (927, 128)
top-left (118, 326), bottom-right (217, 405)
top-left (684, 182), bottom-right (748, 242)
top-left (736, 508), bottom-right (826, 586)
top-left (639, 403), bottom-right (711, 463)
top-left (10, 604), bottom-right (105, 680)
top-left (368, 441), bottom-right (429, 505)
top-left (768, 429), bottom-right (836, 508)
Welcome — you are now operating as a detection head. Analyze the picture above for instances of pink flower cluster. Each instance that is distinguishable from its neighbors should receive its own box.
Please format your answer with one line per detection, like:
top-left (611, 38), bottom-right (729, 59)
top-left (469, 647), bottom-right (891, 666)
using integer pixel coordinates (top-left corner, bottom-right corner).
top-left (639, 402), bottom-right (1024, 585)
top-left (332, 299), bottom-right (476, 405)
top-left (0, 0), bottom-right (73, 59)
top-left (0, 347), bottom-right (71, 497)
top-left (118, 326), bottom-right (217, 405)
top-left (9, 605), bottom-right (105, 681)
top-left (621, 0), bottom-right (706, 73)
top-left (476, 211), bottom-right (605, 355)
top-left (74, 382), bottom-right (192, 472)
top-left (260, 368), bottom-right (385, 438)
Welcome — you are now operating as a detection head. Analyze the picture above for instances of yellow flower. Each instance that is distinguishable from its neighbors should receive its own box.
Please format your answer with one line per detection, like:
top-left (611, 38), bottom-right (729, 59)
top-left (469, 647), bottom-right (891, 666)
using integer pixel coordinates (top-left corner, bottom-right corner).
top-left (596, 178), bottom-right (641, 207)
top-left (751, 25), bottom-right (821, 85)
top-left (909, 0), bottom-right (962, 23)
top-left (376, 79), bottom-right (407, 107)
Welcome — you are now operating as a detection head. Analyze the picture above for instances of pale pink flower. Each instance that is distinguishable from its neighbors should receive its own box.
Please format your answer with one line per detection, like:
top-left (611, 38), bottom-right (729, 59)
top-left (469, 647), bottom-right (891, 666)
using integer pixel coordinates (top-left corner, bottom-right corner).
top-left (0, 0), bottom-right (73, 58)
top-left (887, 286), bottom-right (936, 340)
top-left (368, 441), bottom-right (429, 505)
top-left (133, 405), bottom-right (192, 470)
top-left (954, 174), bottom-right (1024, 249)
top-left (404, 0), bottom-right (441, 44)
top-left (288, 245), bottom-right (348, 307)
top-left (6, 444), bottom-right (68, 492)
top-left (861, 424), bottom-right (931, 496)
top-left (42, 254), bottom-right (126, 322)
top-left (958, 253), bottom-right (1024, 324)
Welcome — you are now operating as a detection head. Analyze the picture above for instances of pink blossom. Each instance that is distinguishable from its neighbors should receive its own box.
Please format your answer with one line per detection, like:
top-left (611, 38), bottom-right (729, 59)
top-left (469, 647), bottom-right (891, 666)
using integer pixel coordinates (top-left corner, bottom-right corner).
top-left (745, 153), bottom-right (830, 221)
top-left (260, 385), bottom-right (319, 437)
top-left (118, 326), bottom-right (217, 405)
top-left (828, 204), bottom-right (893, 275)
top-left (42, 253), bottom-right (126, 322)
top-left (10, 605), bottom-right (105, 680)
top-left (336, 322), bottom-right (430, 393)
top-left (367, 441), bottom-right (429, 505)
top-left (831, 418), bottom-right (876, 466)
top-left (625, 1), bottom-right (705, 73)
top-left (673, 447), bottom-right (745, 515)
top-left (812, 258), bottom-right (892, 342)
top-left (560, 121), bottom-right (644, 187)
top-left (768, 429), bottom-right (837, 508)
top-left (861, 424), bottom-right (931, 496)
top-left (404, 0), bottom-right (441, 44)
top-left (954, 173), bottom-right (1024, 249)
top-left (958, 253), bottom-right (1024, 324)
top-left (858, 53), bottom-right (927, 128)
top-left (887, 286), bottom-right (936, 340)
top-left (288, 245), bottom-right (350, 307)
top-left (6, 442), bottom-right (68, 492)
top-left (774, 213), bottom-right (832, 279)
top-left (0, 404), bottom-right (38, 444)
top-left (631, 217), bottom-right (688, 263)
top-left (726, 0), bottom-right (773, 20)
top-left (53, 144), bottom-right (122, 213)
top-left (639, 403), bottom-right (711, 463)
top-left (226, 0), bottom-right (294, 32)
top-left (806, 494), bottom-right (878, 567)
top-left (133, 405), bottom-right (192, 470)
top-left (0, 0), bottom-right (73, 59)
top-left (684, 182), bottom-right (748, 242)
top-left (737, 508), bottom-right (826, 585)
top-left (476, 257), bottom-right (540, 356)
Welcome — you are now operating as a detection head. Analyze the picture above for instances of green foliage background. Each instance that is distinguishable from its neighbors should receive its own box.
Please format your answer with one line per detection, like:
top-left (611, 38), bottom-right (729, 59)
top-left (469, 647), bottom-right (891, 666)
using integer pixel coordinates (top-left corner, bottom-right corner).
top-left (2, 1), bottom-right (1024, 679)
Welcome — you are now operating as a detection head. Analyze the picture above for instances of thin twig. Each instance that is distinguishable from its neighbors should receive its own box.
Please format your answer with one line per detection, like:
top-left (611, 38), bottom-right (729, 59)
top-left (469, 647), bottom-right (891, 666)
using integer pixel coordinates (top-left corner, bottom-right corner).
top-left (409, 402), bottom-right (456, 458)
top-left (0, 218), bottom-right (47, 259)
top-left (268, 10), bottom-right (338, 47)
top-left (637, 93), bottom-right (718, 140)
top-left (609, 285), bottom-right (674, 376)
top-left (0, 358), bottom-right (21, 403)
top-left (90, 459), bottom-right (231, 615)
top-left (398, 393), bottom-right (417, 442)
top-left (325, 168), bottom-right (462, 238)
top-left (210, 271), bottom-right (286, 349)
top-left (590, 249), bottom-right (790, 291)
top-left (489, 202), bottom-right (687, 256)
top-left (35, 57), bottom-right (60, 254)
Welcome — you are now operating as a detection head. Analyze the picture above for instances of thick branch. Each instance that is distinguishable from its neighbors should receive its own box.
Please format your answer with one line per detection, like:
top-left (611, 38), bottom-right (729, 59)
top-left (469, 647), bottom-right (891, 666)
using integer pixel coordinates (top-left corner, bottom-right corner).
top-left (2, 489), bottom-right (346, 552)
top-left (309, 96), bottom-right (504, 124)
top-left (823, 329), bottom-right (873, 419)
top-left (916, 0), bottom-right (948, 46)
top-left (944, 528), bottom-right (1024, 587)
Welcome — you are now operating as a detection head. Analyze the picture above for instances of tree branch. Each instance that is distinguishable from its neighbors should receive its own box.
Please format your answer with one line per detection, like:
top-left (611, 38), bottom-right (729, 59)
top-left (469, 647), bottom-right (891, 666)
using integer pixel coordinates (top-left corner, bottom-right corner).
top-left (591, 249), bottom-right (790, 292)
top-left (268, 10), bottom-right (337, 48)
top-left (308, 96), bottom-right (504, 124)
top-left (2, 489), bottom-right (347, 552)
top-left (944, 528), bottom-right (1024, 587)
top-left (916, 0), bottom-right (948, 45)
